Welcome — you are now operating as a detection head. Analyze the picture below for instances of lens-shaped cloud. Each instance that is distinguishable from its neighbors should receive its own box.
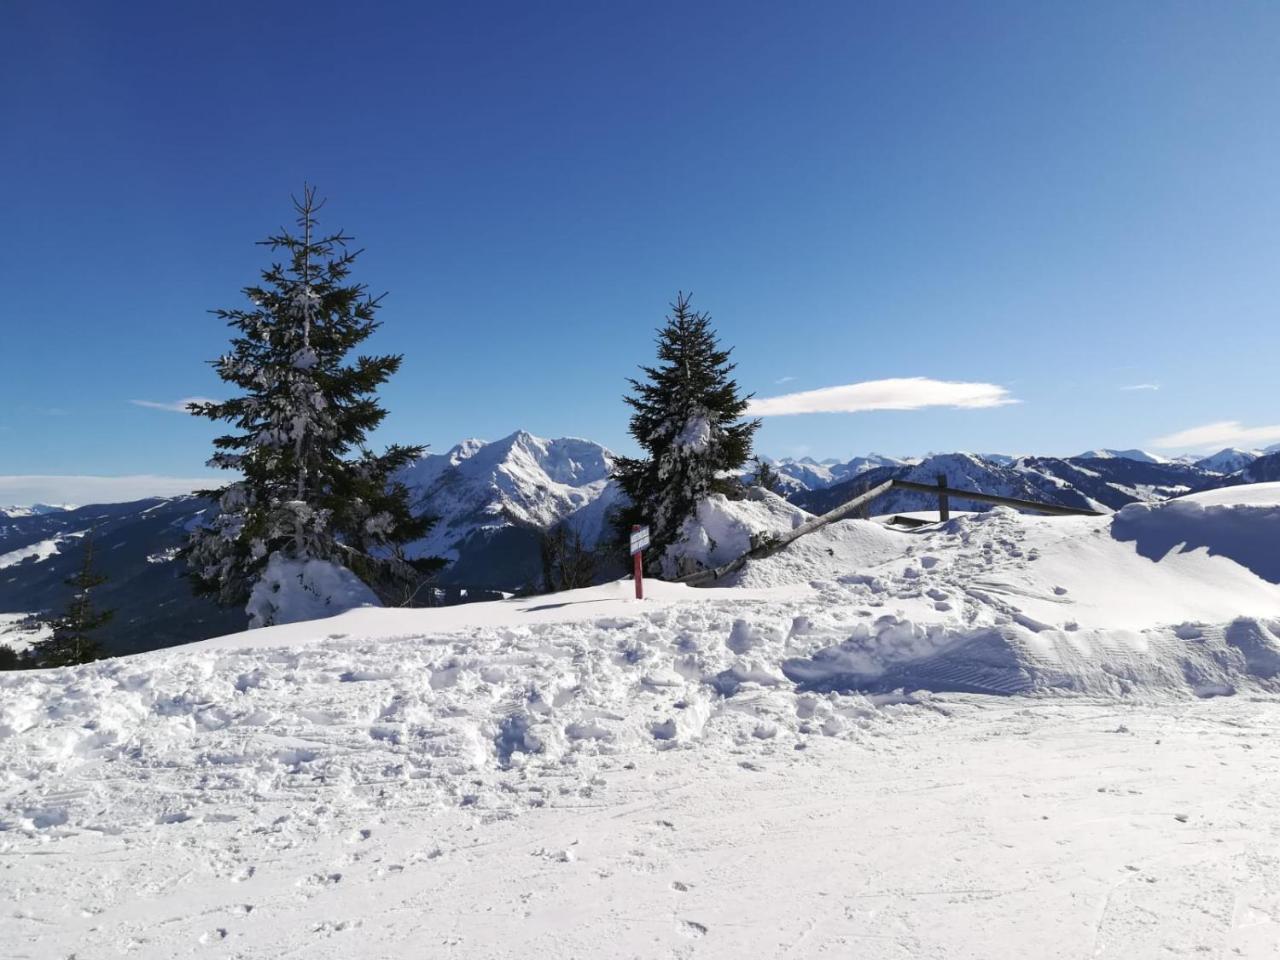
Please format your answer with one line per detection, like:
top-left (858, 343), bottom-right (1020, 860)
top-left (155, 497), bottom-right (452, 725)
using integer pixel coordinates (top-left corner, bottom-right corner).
top-left (748, 377), bottom-right (1017, 417)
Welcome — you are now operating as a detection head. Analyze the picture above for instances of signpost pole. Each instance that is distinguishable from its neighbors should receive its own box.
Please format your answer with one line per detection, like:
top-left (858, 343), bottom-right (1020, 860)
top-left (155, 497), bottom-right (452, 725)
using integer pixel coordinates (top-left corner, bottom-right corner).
top-left (631, 524), bottom-right (644, 600)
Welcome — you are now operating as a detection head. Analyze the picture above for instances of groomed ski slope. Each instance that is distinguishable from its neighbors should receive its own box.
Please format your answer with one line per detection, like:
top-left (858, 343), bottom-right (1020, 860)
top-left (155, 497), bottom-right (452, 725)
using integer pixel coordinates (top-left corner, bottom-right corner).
top-left (3, 484), bottom-right (1280, 958)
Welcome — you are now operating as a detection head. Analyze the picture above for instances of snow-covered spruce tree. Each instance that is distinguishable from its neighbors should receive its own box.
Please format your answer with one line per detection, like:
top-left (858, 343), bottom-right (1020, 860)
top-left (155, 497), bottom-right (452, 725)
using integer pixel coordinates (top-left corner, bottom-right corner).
top-left (187, 187), bottom-right (443, 627)
top-left (32, 536), bottom-right (112, 667)
top-left (613, 292), bottom-right (760, 577)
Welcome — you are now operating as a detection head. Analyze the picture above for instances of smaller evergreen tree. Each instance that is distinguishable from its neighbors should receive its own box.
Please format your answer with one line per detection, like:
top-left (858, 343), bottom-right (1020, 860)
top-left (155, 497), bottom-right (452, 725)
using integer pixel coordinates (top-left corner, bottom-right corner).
top-left (613, 292), bottom-right (760, 576)
top-left (32, 537), bottom-right (112, 667)
top-left (0, 645), bottom-right (26, 670)
top-left (751, 456), bottom-right (782, 494)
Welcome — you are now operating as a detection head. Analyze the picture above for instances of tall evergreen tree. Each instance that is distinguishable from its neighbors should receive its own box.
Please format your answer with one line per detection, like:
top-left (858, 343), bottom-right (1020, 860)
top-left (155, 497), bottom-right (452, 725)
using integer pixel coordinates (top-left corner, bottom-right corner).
top-left (613, 292), bottom-right (760, 576)
top-left (187, 187), bottom-right (443, 621)
top-left (32, 537), bottom-right (112, 667)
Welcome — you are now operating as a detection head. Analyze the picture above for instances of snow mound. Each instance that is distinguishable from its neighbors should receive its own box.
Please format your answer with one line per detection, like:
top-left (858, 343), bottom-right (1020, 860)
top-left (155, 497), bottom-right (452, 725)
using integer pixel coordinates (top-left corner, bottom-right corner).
top-left (245, 555), bottom-right (380, 628)
top-left (729, 517), bottom-right (911, 587)
top-left (1112, 483), bottom-right (1280, 584)
top-left (665, 490), bottom-right (810, 576)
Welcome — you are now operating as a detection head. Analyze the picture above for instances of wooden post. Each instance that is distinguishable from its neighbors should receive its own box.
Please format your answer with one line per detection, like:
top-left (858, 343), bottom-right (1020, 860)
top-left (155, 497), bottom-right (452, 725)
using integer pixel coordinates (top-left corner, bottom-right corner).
top-left (937, 473), bottom-right (950, 522)
top-left (631, 524), bottom-right (644, 600)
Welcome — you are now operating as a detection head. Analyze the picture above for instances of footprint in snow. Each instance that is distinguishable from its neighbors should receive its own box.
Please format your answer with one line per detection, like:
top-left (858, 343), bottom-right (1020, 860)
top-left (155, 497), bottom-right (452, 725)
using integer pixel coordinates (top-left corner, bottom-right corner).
top-left (679, 920), bottom-right (708, 938)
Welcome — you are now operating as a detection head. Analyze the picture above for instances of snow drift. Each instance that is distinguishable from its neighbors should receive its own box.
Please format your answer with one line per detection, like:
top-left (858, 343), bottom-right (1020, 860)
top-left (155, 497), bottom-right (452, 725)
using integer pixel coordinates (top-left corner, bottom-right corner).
top-left (4, 485), bottom-right (1280, 842)
top-left (1111, 484), bottom-right (1280, 584)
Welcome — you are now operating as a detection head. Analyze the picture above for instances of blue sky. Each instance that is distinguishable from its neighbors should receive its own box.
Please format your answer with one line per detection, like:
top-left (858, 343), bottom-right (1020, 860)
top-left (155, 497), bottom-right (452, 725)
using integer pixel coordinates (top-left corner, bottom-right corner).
top-left (2, 1), bottom-right (1279, 499)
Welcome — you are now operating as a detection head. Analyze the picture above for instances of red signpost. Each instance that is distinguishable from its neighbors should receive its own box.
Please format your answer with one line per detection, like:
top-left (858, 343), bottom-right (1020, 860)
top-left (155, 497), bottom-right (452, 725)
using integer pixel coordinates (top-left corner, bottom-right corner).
top-left (630, 524), bottom-right (650, 600)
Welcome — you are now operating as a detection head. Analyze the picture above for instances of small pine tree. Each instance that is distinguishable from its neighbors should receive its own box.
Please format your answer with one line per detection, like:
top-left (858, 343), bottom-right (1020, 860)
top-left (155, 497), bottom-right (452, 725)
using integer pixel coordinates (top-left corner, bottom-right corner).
top-left (613, 292), bottom-right (760, 576)
top-left (0, 645), bottom-right (26, 670)
top-left (32, 537), bottom-right (112, 667)
top-left (751, 456), bottom-right (782, 494)
top-left (187, 187), bottom-right (444, 619)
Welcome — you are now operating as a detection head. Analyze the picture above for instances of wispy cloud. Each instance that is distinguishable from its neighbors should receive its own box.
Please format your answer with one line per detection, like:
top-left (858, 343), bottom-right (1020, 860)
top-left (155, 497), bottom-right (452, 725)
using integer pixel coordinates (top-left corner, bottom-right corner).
top-left (748, 377), bottom-right (1018, 417)
top-left (0, 475), bottom-right (224, 507)
top-left (130, 396), bottom-right (217, 413)
top-left (1120, 383), bottom-right (1159, 392)
top-left (774, 375), bottom-right (797, 385)
top-left (1150, 420), bottom-right (1280, 450)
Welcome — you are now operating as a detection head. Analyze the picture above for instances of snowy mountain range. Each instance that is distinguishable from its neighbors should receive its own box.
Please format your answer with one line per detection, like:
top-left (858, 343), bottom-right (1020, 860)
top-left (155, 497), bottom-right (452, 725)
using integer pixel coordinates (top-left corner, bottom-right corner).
top-left (4, 434), bottom-right (1280, 657)
top-left (397, 430), bottom-right (623, 587)
top-left (762, 454), bottom-right (914, 493)
top-left (0, 503), bottom-right (75, 520)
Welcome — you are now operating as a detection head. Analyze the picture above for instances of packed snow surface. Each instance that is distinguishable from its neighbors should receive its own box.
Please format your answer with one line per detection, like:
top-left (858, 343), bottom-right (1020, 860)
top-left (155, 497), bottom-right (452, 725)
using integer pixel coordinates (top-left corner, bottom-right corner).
top-left (4, 484), bottom-right (1280, 957)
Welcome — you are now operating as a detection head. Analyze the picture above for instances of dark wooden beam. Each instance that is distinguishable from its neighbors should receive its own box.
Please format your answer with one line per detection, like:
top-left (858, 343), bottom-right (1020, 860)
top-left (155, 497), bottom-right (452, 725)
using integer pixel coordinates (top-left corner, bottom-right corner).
top-left (892, 480), bottom-right (1102, 517)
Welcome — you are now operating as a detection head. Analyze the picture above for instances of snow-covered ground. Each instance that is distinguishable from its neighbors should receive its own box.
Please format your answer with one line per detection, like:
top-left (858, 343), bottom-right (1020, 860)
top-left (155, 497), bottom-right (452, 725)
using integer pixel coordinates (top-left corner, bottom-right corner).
top-left (3, 485), bottom-right (1280, 957)
top-left (0, 613), bottom-right (48, 654)
top-left (6, 696), bottom-right (1278, 958)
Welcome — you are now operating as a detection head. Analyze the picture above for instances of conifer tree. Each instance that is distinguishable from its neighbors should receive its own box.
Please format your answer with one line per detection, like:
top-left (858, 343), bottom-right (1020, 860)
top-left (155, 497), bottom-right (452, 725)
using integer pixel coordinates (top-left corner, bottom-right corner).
top-left (751, 456), bottom-right (782, 494)
top-left (187, 187), bottom-right (443, 619)
top-left (613, 292), bottom-right (760, 576)
top-left (33, 537), bottom-right (112, 667)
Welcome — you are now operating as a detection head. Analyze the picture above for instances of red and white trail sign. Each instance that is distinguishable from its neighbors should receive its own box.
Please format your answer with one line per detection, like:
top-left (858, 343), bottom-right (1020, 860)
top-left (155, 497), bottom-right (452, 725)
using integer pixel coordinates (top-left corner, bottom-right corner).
top-left (630, 525), bottom-right (650, 599)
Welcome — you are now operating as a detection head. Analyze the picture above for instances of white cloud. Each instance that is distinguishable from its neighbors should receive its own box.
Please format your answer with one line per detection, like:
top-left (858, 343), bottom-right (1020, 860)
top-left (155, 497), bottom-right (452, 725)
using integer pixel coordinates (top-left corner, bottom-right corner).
top-left (1120, 383), bottom-right (1160, 392)
top-left (774, 376), bottom-right (797, 385)
top-left (130, 396), bottom-right (217, 413)
top-left (0, 475), bottom-right (223, 507)
top-left (747, 377), bottom-right (1017, 417)
top-left (1150, 420), bottom-right (1280, 451)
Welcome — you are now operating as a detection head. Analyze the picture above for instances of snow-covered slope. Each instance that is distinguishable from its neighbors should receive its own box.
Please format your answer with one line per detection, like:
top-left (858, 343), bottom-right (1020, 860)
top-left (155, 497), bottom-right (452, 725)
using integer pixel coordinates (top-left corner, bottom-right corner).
top-left (399, 430), bottom-right (616, 552)
top-left (0, 433), bottom-right (618, 653)
top-left (0, 503), bottom-right (74, 520)
top-left (762, 453), bottom-right (911, 492)
top-left (0, 433), bottom-right (1271, 656)
top-left (1242, 451), bottom-right (1280, 483)
top-left (0, 497), bottom-right (242, 656)
top-left (1075, 448), bottom-right (1169, 464)
top-left (4, 486), bottom-right (1280, 957)
top-left (1194, 447), bottom-right (1261, 474)
top-left (398, 430), bottom-right (621, 588)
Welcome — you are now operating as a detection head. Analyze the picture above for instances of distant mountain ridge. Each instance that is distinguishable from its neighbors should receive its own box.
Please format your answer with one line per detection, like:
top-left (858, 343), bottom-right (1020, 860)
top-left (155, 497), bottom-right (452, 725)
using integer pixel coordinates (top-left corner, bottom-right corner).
top-left (3, 432), bottom-right (1276, 658)
top-left (788, 449), bottom-right (1236, 517)
top-left (0, 503), bottom-right (75, 519)
top-left (0, 432), bottom-right (622, 656)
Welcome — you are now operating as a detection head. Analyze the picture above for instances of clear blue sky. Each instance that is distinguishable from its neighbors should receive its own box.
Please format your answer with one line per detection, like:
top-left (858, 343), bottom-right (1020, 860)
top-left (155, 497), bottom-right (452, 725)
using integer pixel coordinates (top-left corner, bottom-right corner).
top-left (3, 0), bottom-right (1278, 492)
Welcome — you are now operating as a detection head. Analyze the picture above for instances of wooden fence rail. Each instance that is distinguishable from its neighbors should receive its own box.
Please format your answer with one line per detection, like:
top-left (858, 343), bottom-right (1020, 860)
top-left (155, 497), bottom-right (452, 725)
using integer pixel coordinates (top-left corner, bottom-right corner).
top-left (676, 477), bottom-right (1100, 587)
